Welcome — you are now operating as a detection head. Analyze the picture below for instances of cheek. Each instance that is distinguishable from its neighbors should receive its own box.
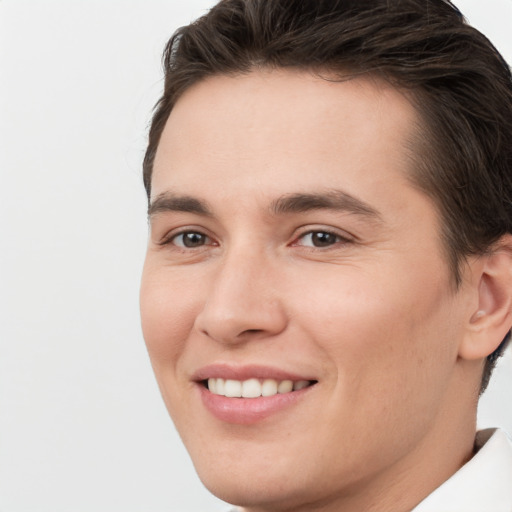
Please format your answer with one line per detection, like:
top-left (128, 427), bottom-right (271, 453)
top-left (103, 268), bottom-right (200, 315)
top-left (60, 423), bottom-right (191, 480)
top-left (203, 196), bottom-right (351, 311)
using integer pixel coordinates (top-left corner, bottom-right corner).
top-left (288, 266), bottom-right (460, 474)
top-left (295, 263), bottom-right (458, 401)
top-left (139, 265), bottom-right (199, 365)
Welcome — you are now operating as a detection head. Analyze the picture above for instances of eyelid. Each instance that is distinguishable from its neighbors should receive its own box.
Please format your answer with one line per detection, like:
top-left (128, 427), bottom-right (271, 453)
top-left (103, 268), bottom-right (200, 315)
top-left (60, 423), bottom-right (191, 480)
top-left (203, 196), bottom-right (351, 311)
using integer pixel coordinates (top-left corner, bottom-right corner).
top-left (154, 224), bottom-right (355, 249)
top-left (291, 225), bottom-right (356, 246)
top-left (157, 226), bottom-right (216, 247)
top-left (300, 226), bottom-right (353, 238)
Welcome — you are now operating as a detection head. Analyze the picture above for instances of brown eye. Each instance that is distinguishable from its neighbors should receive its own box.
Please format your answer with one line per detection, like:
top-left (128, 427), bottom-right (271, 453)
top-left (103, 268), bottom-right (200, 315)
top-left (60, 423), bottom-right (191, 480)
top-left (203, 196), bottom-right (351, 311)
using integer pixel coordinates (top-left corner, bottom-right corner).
top-left (298, 231), bottom-right (343, 248)
top-left (173, 231), bottom-right (210, 248)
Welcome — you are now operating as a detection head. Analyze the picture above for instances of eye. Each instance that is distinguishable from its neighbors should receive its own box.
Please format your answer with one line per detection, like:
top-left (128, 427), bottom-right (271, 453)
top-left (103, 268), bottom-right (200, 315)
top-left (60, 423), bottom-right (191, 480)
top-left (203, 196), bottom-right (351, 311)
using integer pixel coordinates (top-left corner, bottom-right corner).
top-left (171, 231), bottom-right (211, 248)
top-left (296, 230), bottom-right (346, 248)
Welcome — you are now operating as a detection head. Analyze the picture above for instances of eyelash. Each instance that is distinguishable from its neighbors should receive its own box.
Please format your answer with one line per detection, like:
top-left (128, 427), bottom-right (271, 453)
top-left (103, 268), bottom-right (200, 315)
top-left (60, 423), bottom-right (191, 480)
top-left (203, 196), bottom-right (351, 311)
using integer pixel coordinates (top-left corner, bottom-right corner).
top-left (292, 229), bottom-right (351, 249)
top-left (160, 229), bottom-right (215, 249)
top-left (160, 228), bottom-right (352, 251)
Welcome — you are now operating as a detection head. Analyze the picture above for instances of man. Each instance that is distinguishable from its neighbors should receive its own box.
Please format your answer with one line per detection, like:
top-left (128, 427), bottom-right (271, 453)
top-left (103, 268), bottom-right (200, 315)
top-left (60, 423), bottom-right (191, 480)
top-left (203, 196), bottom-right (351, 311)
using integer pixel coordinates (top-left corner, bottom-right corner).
top-left (140, 1), bottom-right (512, 510)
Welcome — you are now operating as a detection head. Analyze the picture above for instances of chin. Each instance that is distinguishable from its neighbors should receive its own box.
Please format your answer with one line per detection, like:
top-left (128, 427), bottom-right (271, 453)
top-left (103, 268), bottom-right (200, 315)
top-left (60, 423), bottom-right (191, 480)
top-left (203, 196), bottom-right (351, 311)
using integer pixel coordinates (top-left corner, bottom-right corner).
top-left (198, 470), bottom-right (314, 511)
top-left (187, 437), bottom-right (347, 512)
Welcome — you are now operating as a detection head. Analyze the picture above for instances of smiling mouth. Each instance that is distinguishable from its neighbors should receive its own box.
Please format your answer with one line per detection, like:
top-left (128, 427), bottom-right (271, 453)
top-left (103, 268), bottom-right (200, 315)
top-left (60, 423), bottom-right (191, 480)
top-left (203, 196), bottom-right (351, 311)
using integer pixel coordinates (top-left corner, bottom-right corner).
top-left (204, 378), bottom-right (317, 398)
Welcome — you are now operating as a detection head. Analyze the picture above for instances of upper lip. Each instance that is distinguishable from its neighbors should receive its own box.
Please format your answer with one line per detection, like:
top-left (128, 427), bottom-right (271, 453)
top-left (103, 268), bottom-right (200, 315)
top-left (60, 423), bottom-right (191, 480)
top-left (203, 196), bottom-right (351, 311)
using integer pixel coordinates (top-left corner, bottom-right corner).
top-left (192, 364), bottom-right (316, 382)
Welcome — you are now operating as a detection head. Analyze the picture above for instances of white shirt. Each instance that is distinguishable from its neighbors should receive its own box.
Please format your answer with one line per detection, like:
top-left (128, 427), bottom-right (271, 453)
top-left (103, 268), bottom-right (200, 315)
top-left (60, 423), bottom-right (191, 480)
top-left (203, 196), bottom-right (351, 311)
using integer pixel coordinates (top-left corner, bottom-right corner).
top-left (226, 429), bottom-right (512, 512)
top-left (413, 428), bottom-right (512, 512)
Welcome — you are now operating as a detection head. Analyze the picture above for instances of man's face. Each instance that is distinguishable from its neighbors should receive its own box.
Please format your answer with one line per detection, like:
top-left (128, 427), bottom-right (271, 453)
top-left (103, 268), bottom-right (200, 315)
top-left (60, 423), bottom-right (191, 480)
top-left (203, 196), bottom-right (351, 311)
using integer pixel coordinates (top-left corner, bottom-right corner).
top-left (140, 70), bottom-right (473, 510)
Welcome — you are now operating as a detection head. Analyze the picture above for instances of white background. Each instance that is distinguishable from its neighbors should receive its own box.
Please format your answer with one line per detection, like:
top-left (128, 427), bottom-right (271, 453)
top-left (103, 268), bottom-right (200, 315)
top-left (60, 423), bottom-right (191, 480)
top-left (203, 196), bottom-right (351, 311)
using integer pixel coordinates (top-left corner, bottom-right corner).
top-left (0, 1), bottom-right (511, 511)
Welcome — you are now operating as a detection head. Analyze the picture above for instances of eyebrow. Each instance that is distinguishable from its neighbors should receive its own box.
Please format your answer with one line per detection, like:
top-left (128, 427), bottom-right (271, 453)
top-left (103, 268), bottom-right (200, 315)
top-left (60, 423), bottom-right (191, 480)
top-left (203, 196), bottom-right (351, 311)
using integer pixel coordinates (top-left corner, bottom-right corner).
top-left (148, 189), bottom-right (381, 221)
top-left (148, 192), bottom-right (212, 217)
top-left (270, 190), bottom-right (381, 220)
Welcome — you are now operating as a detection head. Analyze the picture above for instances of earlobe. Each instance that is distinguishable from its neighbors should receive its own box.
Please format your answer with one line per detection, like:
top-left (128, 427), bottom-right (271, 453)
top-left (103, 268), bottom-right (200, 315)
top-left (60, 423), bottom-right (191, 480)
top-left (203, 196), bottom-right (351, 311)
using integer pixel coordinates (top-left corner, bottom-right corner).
top-left (460, 236), bottom-right (512, 361)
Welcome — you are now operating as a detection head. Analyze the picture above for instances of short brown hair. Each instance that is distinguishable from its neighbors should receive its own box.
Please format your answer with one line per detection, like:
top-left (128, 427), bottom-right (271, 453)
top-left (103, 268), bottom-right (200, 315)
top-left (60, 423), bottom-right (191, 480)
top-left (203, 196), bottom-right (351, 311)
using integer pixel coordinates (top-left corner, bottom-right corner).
top-left (143, 0), bottom-right (512, 391)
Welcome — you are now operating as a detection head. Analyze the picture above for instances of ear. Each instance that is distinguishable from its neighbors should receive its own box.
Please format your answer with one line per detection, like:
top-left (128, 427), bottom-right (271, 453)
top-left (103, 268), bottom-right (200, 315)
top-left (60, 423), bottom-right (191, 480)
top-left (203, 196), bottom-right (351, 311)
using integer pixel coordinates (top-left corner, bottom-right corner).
top-left (459, 235), bottom-right (512, 361)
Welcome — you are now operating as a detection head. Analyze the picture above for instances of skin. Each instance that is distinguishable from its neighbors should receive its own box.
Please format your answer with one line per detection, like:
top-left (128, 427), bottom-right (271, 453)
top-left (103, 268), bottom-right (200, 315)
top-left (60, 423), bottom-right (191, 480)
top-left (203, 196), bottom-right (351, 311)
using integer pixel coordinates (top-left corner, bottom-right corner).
top-left (140, 70), bottom-right (507, 512)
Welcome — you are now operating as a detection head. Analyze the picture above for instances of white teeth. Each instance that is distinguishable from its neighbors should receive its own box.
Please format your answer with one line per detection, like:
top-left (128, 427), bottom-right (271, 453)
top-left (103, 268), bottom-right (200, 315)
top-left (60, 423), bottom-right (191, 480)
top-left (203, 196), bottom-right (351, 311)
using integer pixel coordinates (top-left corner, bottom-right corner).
top-left (277, 380), bottom-right (293, 394)
top-left (242, 378), bottom-right (261, 398)
top-left (207, 377), bottom-right (312, 398)
top-left (261, 379), bottom-right (278, 396)
top-left (216, 378), bottom-right (225, 395)
top-left (224, 379), bottom-right (242, 397)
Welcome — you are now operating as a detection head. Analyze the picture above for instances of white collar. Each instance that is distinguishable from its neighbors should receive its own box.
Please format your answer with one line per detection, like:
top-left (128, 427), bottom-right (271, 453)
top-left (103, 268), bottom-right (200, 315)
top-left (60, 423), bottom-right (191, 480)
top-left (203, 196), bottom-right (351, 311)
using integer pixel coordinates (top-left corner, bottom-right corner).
top-left (227, 429), bottom-right (512, 512)
top-left (413, 428), bottom-right (512, 512)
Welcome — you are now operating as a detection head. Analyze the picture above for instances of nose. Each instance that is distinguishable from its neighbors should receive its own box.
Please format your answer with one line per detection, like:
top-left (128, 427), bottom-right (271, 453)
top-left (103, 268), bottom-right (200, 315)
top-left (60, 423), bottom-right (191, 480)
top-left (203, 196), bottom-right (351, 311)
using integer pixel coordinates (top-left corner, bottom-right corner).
top-left (194, 249), bottom-right (287, 345)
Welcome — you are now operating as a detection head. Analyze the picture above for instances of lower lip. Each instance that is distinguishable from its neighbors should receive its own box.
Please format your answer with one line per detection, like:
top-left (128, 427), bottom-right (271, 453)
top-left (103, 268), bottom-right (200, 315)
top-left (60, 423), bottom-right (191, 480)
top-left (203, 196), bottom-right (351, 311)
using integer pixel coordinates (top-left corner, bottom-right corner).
top-left (197, 384), bottom-right (314, 425)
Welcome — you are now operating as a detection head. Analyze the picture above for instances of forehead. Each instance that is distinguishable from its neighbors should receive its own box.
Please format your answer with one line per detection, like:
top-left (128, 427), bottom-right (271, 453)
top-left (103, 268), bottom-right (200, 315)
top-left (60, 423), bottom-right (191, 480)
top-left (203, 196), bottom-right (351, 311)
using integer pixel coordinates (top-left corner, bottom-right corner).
top-left (152, 69), bottom-right (421, 207)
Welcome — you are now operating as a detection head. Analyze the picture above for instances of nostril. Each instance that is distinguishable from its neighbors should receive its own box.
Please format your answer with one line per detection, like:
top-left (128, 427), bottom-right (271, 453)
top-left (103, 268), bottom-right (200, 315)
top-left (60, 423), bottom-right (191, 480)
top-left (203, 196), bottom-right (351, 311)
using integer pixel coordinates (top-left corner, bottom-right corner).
top-left (194, 297), bottom-right (287, 344)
